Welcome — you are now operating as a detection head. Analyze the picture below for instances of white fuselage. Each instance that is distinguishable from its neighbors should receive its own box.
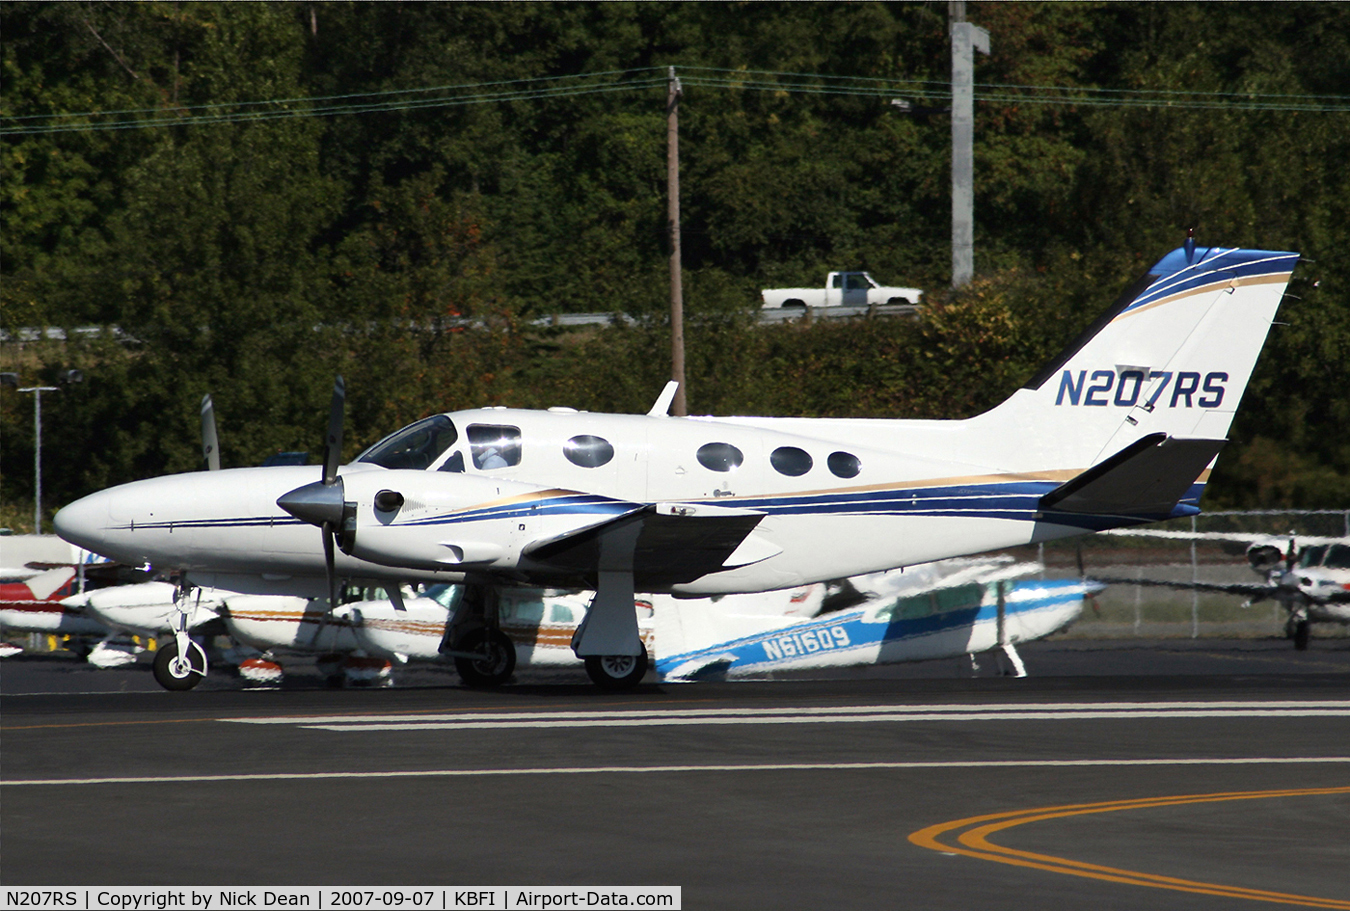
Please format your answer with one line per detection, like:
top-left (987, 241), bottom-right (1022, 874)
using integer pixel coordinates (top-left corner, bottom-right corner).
top-left (51, 407), bottom-right (1085, 598)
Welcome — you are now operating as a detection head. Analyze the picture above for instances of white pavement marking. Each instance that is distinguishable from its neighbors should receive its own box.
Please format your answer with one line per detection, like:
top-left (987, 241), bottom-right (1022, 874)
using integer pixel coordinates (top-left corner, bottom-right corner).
top-left (7, 757), bottom-right (1350, 787)
top-left (216, 700), bottom-right (1350, 732)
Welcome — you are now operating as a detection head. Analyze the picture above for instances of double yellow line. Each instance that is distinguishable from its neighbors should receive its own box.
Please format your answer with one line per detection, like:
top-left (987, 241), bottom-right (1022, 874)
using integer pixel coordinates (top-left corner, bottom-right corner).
top-left (910, 787), bottom-right (1350, 908)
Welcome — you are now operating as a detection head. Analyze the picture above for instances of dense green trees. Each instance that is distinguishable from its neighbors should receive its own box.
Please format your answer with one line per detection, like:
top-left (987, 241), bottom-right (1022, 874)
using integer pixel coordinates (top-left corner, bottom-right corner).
top-left (2, 2), bottom-right (1347, 529)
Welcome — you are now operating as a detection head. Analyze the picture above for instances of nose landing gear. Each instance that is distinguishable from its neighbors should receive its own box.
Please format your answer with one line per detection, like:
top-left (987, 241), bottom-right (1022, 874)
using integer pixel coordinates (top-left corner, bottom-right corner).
top-left (153, 638), bottom-right (208, 691)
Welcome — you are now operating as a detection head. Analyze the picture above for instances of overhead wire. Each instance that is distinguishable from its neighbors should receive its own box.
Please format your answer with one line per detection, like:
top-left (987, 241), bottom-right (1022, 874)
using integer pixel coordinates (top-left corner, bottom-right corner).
top-left (3, 64), bottom-right (1346, 137)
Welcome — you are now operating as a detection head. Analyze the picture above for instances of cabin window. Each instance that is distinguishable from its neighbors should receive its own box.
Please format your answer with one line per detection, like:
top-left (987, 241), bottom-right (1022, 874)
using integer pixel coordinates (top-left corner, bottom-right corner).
top-left (438, 451), bottom-right (465, 473)
top-left (770, 446), bottom-right (813, 477)
top-left (468, 424), bottom-right (522, 469)
top-left (697, 442), bottom-right (744, 472)
top-left (564, 434), bottom-right (615, 468)
top-left (845, 273), bottom-right (869, 290)
top-left (358, 415), bottom-right (458, 470)
top-left (503, 596), bottom-right (545, 624)
top-left (828, 451), bottom-right (861, 478)
top-left (1324, 544), bottom-right (1350, 569)
top-left (422, 584), bottom-right (462, 610)
top-left (550, 604), bottom-right (576, 624)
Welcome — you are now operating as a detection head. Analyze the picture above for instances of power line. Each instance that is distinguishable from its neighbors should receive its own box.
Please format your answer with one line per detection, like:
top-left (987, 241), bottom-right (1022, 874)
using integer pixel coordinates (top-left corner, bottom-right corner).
top-left (1, 67), bottom-right (667, 123)
top-left (0, 73), bottom-right (669, 136)
top-left (3, 65), bottom-right (1346, 137)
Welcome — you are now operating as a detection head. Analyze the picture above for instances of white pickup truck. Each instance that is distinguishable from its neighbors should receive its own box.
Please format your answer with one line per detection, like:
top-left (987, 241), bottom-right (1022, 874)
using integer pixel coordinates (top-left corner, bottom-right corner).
top-left (761, 271), bottom-right (923, 309)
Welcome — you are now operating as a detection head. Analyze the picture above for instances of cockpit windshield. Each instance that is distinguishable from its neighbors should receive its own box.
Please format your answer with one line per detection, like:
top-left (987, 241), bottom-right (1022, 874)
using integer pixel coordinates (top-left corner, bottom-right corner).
top-left (357, 415), bottom-right (458, 470)
top-left (1299, 545), bottom-right (1328, 568)
top-left (1324, 544), bottom-right (1350, 569)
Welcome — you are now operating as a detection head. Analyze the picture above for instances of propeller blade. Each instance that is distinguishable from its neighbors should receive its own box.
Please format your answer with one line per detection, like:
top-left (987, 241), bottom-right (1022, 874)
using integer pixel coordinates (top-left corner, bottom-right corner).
top-left (323, 522), bottom-right (339, 612)
top-left (1286, 532), bottom-right (1297, 573)
top-left (323, 376), bottom-right (345, 487)
top-left (201, 394), bottom-right (220, 471)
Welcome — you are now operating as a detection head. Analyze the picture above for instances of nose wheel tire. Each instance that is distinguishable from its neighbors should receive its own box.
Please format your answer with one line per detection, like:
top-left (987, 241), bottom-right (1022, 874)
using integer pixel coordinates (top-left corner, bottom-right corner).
top-left (153, 640), bottom-right (208, 691)
top-left (454, 627), bottom-right (517, 687)
top-left (1293, 619), bottom-right (1310, 651)
top-left (585, 651), bottom-right (649, 690)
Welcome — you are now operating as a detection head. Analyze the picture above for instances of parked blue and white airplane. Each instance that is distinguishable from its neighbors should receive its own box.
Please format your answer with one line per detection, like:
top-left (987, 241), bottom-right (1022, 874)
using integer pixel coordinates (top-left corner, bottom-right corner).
top-left (54, 239), bottom-right (1300, 688)
top-left (653, 561), bottom-right (1098, 681)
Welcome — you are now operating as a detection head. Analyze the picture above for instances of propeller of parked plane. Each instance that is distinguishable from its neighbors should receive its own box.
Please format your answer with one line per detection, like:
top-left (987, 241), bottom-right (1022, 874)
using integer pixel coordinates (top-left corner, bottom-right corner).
top-left (201, 393), bottom-right (220, 471)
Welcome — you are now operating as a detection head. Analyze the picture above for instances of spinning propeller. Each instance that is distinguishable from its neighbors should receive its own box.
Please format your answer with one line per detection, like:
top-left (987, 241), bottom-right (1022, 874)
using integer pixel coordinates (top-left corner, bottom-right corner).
top-left (276, 377), bottom-right (348, 611)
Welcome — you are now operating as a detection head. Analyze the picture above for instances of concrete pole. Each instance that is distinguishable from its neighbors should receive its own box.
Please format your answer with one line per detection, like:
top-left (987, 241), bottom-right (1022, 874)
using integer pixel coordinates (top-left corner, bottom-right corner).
top-left (19, 386), bottom-right (58, 534)
top-left (667, 66), bottom-right (687, 416)
top-left (950, 7), bottom-right (989, 288)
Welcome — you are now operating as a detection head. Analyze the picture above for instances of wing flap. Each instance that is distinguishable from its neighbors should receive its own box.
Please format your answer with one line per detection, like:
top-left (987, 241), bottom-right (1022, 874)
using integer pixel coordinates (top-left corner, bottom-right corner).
top-left (522, 501), bottom-right (766, 587)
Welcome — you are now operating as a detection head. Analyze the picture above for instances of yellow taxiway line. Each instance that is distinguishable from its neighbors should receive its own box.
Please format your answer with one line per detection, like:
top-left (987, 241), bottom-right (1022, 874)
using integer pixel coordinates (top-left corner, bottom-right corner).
top-left (910, 786), bottom-right (1350, 909)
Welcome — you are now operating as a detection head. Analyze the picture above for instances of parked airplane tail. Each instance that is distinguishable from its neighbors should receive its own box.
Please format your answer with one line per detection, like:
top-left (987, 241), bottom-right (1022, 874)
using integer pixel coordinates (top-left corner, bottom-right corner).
top-left (973, 241), bottom-right (1299, 523)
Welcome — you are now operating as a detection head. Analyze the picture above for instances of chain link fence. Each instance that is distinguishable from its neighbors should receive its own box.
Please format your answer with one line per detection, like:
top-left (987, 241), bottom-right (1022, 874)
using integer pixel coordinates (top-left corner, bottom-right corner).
top-left (1027, 510), bottom-right (1350, 640)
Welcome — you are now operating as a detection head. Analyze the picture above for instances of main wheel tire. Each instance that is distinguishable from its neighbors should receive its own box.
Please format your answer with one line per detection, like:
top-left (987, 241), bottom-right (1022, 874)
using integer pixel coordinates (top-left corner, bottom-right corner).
top-left (1293, 619), bottom-right (1311, 651)
top-left (585, 651), bottom-right (649, 690)
top-left (153, 640), bottom-right (207, 691)
top-left (454, 627), bottom-right (516, 687)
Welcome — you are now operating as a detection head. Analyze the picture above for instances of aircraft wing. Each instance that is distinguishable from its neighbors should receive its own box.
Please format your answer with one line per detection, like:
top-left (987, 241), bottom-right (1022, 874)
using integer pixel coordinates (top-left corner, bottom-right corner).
top-left (1101, 530), bottom-right (1350, 547)
top-left (522, 502), bottom-right (769, 588)
top-left (1088, 576), bottom-right (1274, 598)
top-left (1039, 433), bottom-right (1226, 518)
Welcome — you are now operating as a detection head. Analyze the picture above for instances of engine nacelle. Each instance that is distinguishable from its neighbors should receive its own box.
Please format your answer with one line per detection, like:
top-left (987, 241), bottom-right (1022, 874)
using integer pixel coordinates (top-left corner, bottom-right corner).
top-left (1247, 541), bottom-right (1286, 573)
top-left (334, 470), bottom-right (638, 576)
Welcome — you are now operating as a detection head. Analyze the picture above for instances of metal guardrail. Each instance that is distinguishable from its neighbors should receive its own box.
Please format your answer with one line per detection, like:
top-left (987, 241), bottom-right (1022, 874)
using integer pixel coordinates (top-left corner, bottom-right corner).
top-left (756, 303), bottom-right (920, 323)
top-left (7, 305), bottom-right (923, 343)
top-left (1, 326), bottom-right (138, 343)
top-left (529, 303), bottom-right (922, 328)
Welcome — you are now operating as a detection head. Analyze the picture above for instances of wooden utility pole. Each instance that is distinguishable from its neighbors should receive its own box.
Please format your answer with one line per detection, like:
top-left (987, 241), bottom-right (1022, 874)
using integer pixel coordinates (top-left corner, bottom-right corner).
top-left (667, 66), bottom-right (687, 416)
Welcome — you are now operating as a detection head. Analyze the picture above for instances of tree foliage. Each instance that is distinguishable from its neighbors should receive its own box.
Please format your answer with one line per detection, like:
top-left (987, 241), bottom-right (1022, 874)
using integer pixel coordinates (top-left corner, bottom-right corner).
top-left (2, 1), bottom-right (1347, 529)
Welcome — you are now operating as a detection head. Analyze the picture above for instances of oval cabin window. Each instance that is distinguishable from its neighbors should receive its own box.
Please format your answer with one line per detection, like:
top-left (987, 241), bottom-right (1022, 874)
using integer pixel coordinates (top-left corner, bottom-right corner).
top-left (828, 451), bottom-right (861, 478)
top-left (770, 446), bottom-right (813, 477)
top-left (564, 435), bottom-right (615, 468)
top-left (697, 442), bottom-right (744, 472)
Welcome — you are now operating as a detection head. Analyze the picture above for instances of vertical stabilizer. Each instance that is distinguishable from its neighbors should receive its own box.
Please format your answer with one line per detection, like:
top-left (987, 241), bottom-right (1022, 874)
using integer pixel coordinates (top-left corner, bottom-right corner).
top-left (978, 244), bottom-right (1298, 483)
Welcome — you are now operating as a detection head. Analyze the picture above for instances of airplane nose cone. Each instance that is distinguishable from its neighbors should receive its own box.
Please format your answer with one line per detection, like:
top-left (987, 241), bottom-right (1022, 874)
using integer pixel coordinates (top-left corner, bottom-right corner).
top-left (54, 490), bottom-right (113, 554)
top-left (277, 479), bottom-right (345, 527)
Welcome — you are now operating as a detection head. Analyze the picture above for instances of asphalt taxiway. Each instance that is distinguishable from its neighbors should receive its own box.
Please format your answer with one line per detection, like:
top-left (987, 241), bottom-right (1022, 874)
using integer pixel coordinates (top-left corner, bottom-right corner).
top-left (3, 640), bottom-right (1349, 910)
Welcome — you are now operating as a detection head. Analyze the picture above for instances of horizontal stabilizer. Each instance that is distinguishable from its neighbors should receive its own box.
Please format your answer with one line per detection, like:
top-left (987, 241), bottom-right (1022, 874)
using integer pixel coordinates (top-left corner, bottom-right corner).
top-left (1039, 433), bottom-right (1226, 517)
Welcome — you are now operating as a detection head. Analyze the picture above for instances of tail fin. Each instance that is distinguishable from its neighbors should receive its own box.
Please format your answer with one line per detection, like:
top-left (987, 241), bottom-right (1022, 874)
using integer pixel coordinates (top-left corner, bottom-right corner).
top-left (979, 244), bottom-right (1298, 493)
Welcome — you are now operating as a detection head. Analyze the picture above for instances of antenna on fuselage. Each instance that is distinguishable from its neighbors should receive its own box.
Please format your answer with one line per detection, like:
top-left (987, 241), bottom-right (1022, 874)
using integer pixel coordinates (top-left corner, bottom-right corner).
top-left (648, 381), bottom-right (680, 417)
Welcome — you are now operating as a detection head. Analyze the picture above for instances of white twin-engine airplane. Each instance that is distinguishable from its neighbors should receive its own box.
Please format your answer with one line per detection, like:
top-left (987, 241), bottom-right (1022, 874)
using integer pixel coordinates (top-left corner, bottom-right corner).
top-left (54, 240), bottom-right (1301, 689)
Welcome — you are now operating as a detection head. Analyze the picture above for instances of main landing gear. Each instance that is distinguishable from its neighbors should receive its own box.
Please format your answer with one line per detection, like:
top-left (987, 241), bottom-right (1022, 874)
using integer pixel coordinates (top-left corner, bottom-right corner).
top-left (454, 626), bottom-right (517, 687)
top-left (571, 560), bottom-right (649, 691)
top-left (441, 585), bottom-right (517, 687)
top-left (585, 652), bottom-right (649, 690)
